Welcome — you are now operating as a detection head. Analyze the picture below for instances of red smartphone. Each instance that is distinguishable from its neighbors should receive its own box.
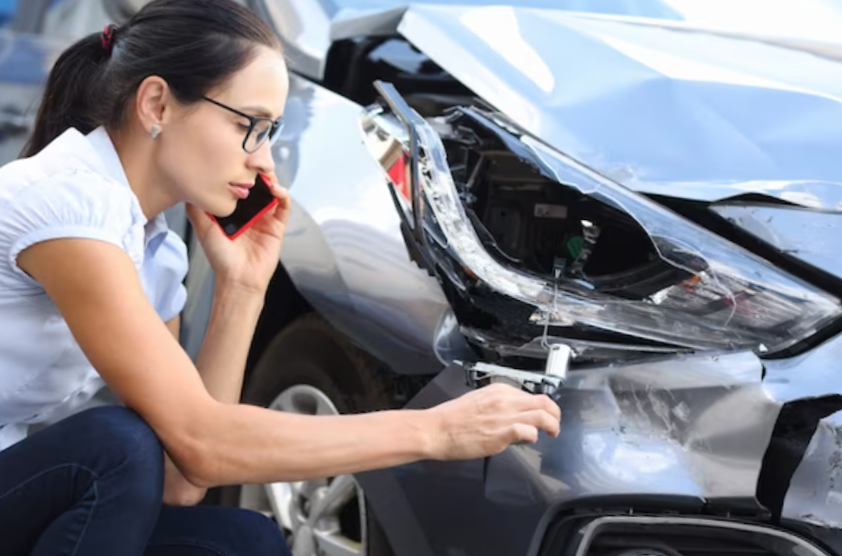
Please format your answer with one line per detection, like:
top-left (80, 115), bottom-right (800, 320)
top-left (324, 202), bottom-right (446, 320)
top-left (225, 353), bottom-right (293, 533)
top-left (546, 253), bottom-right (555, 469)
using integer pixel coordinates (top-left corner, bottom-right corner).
top-left (209, 174), bottom-right (279, 240)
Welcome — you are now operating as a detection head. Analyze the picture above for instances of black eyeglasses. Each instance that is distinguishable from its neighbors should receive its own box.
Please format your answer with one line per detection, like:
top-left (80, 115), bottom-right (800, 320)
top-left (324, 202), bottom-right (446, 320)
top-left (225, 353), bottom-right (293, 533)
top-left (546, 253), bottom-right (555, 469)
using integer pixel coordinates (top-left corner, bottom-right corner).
top-left (203, 96), bottom-right (284, 154)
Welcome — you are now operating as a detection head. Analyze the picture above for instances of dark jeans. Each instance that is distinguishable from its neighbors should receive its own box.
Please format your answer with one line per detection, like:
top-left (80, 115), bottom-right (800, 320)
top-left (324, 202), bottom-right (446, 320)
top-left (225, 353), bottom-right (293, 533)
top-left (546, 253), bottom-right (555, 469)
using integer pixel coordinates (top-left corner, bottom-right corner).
top-left (0, 406), bottom-right (291, 555)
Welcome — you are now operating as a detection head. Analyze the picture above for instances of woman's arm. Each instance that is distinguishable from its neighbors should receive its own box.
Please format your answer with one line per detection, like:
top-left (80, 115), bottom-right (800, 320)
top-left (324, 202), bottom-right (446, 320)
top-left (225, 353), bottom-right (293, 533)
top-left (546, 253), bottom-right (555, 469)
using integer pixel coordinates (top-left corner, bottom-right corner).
top-left (161, 315), bottom-right (209, 506)
top-left (159, 282), bottom-right (268, 505)
top-left (192, 282), bottom-right (265, 404)
top-left (18, 238), bottom-right (560, 487)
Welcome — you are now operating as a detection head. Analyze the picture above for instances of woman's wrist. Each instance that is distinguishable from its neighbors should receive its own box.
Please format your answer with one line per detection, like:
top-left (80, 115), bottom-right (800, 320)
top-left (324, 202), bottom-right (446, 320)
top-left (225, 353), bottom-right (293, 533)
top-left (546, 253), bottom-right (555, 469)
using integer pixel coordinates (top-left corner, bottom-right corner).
top-left (207, 278), bottom-right (266, 334)
top-left (213, 275), bottom-right (268, 304)
top-left (410, 408), bottom-right (444, 461)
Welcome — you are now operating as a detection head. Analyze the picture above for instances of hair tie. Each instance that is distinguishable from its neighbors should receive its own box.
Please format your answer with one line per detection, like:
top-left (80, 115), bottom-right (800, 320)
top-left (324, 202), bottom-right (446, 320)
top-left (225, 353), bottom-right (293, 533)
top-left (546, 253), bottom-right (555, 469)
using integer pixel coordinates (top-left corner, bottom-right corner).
top-left (101, 24), bottom-right (117, 52)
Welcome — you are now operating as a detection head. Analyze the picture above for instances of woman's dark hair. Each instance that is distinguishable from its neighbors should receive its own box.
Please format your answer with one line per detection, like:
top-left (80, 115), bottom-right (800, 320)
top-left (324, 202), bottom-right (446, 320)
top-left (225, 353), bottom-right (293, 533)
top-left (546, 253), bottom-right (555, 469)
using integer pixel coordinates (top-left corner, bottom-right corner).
top-left (21, 0), bottom-right (281, 157)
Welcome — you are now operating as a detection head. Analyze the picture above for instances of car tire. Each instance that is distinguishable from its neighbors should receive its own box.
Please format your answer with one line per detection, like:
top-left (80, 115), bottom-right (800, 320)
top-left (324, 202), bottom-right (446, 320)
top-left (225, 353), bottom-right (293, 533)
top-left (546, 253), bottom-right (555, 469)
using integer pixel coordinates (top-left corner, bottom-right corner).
top-left (218, 313), bottom-right (397, 556)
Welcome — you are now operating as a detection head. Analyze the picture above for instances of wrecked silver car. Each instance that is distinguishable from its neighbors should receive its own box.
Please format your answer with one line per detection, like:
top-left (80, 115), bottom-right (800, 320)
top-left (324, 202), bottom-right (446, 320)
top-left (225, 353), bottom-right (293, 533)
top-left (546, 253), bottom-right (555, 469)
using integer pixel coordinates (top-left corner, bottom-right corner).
top-left (5, 0), bottom-right (842, 555)
top-left (174, 1), bottom-right (842, 555)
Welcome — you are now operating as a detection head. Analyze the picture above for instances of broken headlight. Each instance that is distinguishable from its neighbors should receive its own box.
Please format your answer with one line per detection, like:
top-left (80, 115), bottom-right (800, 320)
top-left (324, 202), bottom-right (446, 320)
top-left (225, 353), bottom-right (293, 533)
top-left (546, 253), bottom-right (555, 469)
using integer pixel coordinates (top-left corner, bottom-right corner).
top-left (361, 81), bottom-right (842, 356)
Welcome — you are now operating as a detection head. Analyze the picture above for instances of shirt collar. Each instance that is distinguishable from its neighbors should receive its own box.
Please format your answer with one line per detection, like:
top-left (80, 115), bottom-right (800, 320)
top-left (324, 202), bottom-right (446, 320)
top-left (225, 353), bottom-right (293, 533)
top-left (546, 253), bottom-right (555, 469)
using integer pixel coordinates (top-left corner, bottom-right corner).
top-left (84, 126), bottom-right (171, 255)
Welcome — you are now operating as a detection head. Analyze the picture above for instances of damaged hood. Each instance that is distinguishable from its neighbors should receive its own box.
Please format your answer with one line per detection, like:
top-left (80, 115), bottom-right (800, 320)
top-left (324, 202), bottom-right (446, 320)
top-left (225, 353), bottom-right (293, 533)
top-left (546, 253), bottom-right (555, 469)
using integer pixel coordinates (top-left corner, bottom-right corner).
top-left (396, 5), bottom-right (842, 209)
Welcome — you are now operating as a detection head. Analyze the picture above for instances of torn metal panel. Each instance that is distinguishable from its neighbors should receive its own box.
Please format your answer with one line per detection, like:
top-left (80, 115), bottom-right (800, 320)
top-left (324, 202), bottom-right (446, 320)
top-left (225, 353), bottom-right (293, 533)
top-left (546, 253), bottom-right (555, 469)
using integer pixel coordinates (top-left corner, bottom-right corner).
top-left (760, 331), bottom-right (842, 532)
top-left (472, 350), bottom-right (774, 504)
top-left (510, 350), bottom-right (776, 503)
top-left (711, 204), bottom-right (842, 282)
top-left (397, 5), bottom-right (842, 210)
top-left (782, 411), bottom-right (842, 530)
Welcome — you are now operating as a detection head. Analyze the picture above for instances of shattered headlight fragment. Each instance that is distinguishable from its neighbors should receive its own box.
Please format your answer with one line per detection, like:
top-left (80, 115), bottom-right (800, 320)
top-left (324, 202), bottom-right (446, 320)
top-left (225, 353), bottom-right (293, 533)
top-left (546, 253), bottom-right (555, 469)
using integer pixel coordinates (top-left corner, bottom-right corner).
top-left (361, 81), bottom-right (842, 356)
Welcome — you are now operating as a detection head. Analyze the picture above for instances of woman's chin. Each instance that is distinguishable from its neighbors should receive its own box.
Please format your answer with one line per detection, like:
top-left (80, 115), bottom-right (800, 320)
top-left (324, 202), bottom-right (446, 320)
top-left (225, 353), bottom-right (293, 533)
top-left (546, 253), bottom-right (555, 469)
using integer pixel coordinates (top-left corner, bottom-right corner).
top-left (204, 199), bottom-right (238, 218)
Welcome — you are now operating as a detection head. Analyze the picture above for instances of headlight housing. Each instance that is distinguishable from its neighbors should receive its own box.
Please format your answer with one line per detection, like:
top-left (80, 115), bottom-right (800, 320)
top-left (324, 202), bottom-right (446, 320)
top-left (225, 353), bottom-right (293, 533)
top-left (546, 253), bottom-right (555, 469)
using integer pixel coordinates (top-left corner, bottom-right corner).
top-left (361, 81), bottom-right (842, 357)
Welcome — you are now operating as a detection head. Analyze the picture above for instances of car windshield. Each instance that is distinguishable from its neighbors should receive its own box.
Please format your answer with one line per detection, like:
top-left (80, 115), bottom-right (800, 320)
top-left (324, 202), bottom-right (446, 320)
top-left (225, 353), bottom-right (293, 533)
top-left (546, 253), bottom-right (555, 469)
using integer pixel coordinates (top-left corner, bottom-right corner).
top-left (330, 0), bottom-right (842, 43)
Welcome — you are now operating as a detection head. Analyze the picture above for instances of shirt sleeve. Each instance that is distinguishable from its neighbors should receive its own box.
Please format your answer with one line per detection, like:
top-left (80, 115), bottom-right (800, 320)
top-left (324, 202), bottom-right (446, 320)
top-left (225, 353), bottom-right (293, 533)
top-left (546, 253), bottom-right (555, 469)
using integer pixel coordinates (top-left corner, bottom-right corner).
top-left (0, 169), bottom-right (140, 290)
top-left (142, 230), bottom-right (189, 323)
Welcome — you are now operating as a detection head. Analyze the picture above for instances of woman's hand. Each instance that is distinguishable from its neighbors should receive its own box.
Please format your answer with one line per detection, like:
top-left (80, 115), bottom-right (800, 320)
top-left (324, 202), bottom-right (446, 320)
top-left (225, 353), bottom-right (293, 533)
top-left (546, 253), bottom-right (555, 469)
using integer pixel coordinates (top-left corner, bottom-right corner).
top-left (424, 383), bottom-right (562, 461)
top-left (186, 173), bottom-right (291, 295)
top-left (163, 452), bottom-right (207, 506)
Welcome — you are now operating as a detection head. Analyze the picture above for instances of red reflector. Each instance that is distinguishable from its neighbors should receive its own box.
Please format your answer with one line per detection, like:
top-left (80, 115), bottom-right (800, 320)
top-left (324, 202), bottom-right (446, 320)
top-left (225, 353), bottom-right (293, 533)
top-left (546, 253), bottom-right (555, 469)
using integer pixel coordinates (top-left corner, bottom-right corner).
top-left (387, 154), bottom-right (411, 203)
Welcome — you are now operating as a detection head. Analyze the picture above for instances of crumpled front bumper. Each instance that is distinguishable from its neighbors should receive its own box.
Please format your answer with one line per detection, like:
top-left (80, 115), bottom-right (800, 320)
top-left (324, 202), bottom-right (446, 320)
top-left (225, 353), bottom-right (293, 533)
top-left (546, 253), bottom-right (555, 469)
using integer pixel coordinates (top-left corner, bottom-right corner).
top-left (358, 331), bottom-right (842, 556)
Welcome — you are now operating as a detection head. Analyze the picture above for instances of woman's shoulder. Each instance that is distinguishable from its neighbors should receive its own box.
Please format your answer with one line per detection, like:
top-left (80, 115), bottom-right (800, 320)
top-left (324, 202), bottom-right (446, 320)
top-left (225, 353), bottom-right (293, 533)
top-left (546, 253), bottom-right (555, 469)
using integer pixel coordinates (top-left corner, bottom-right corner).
top-left (1, 128), bottom-right (114, 188)
top-left (0, 162), bottom-right (141, 240)
top-left (0, 128), bottom-right (144, 236)
top-left (0, 131), bottom-right (148, 287)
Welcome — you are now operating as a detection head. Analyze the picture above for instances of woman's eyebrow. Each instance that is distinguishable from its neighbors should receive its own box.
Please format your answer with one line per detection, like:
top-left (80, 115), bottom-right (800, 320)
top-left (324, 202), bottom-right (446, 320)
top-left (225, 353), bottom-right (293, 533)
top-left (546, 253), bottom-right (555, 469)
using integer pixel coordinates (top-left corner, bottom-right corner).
top-left (239, 105), bottom-right (275, 118)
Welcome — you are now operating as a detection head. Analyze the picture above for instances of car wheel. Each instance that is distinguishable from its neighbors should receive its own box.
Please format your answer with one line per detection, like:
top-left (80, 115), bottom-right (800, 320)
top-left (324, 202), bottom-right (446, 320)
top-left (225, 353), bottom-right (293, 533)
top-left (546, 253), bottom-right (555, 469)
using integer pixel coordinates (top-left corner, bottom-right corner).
top-left (221, 313), bottom-right (397, 556)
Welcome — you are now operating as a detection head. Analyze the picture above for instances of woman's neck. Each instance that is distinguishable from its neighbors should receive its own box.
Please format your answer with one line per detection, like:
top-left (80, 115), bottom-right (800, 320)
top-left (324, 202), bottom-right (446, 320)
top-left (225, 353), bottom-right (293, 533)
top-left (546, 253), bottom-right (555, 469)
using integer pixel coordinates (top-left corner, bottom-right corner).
top-left (108, 126), bottom-right (178, 221)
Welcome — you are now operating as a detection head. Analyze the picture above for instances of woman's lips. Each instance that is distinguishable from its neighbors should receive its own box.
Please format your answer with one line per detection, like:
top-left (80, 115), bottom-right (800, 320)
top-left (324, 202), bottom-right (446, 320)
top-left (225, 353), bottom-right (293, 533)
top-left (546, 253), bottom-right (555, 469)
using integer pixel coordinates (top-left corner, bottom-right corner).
top-left (228, 183), bottom-right (252, 200)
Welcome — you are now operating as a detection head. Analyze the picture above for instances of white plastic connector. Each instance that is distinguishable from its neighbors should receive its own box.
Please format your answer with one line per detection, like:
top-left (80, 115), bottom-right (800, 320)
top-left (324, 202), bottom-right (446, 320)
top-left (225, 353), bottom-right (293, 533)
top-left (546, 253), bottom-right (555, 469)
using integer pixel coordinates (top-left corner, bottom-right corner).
top-left (545, 343), bottom-right (571, 384)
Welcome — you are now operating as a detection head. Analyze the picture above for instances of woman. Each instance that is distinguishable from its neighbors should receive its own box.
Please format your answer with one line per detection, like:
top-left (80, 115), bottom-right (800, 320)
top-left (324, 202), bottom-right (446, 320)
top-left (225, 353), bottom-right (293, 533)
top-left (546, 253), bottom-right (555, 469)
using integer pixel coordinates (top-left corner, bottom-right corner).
top-left (0, 0), bottom-right (562, 554)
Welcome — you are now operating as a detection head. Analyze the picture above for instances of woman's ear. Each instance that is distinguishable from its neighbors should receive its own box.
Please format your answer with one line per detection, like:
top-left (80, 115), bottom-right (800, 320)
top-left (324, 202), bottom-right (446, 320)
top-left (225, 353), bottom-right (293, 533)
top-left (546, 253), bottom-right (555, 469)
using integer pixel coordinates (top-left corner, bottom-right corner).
top-left (134, 75), bottom-right (172, 137)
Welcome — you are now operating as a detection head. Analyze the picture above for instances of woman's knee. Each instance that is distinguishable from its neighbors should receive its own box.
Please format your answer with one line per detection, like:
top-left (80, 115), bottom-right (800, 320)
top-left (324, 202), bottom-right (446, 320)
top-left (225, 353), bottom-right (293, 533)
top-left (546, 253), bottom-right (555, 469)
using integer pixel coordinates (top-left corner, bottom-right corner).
top-left (72, 406), bottom-right (162, 460)
top-left (60, 406), bottom-right (165, 497)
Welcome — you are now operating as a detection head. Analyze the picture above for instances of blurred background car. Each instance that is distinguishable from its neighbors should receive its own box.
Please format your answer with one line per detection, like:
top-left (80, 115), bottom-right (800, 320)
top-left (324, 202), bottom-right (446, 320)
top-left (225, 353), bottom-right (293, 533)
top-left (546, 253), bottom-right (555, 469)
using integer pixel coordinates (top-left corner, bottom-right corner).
top-left (5, 2), bottom-right (842, 556)
top-left (0, 0), bottom-right (17, 27)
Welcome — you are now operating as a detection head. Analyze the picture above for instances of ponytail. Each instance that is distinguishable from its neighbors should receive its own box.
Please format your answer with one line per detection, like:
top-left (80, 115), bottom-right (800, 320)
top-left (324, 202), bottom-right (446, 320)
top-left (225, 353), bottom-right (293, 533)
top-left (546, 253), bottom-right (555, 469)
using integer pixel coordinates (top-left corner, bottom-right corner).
top-left (20, 0), bottom-right (280, 158)
top-left (20, 30), bottom-right (112, 157)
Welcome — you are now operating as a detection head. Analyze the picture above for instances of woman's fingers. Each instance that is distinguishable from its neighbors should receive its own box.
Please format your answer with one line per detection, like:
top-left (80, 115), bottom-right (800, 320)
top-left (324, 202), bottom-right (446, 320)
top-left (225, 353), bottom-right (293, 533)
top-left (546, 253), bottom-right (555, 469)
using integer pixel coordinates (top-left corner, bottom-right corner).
top-left (539, 394), bottom-right (562, 424)
top-left (509, 423), bottom-right (539, 445)
top-left (481, 383), bottom-right (560, 428)
top-left (516, 409), bottom-right (561, 439)
top-left (504, 387), bottom-right (561, 422)
top-left (259, 173), bottom-right (291, 226)
top-left (260, 172), bottom-right (284, 200)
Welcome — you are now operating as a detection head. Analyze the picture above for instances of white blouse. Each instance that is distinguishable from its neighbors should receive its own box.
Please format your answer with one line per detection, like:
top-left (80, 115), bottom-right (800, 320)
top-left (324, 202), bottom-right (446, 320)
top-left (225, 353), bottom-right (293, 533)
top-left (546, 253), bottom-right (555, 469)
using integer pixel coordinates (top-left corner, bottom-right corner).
top-left (0, 126), bottom-right (188, 451)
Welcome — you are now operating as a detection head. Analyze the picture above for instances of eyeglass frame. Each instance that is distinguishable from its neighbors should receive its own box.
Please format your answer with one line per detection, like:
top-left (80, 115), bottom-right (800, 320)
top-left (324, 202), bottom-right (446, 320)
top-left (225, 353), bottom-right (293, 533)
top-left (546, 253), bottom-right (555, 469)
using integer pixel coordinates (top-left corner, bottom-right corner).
top-left (202, 96), bottom-right (284, 154)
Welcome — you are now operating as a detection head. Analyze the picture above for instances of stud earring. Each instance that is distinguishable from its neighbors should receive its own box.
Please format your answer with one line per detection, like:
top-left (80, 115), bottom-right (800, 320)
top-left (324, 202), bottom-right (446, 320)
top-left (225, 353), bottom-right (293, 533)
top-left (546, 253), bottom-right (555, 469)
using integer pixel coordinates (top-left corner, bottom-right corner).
top-left (151, 124), bottom-right (161, 140)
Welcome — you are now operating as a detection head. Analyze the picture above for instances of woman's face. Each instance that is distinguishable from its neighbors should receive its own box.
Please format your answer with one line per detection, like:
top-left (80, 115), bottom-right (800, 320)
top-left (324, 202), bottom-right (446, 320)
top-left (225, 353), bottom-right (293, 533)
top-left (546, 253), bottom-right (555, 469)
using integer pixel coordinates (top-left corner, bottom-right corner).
top-left (158, 46), bottom-right (289, 217)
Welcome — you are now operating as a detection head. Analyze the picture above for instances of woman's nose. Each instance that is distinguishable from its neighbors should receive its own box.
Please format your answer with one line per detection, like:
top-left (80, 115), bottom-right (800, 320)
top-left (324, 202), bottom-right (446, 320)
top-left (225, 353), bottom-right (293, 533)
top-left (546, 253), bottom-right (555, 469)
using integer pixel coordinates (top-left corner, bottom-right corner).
top-left (246, 140), bottom-right (275, 175)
